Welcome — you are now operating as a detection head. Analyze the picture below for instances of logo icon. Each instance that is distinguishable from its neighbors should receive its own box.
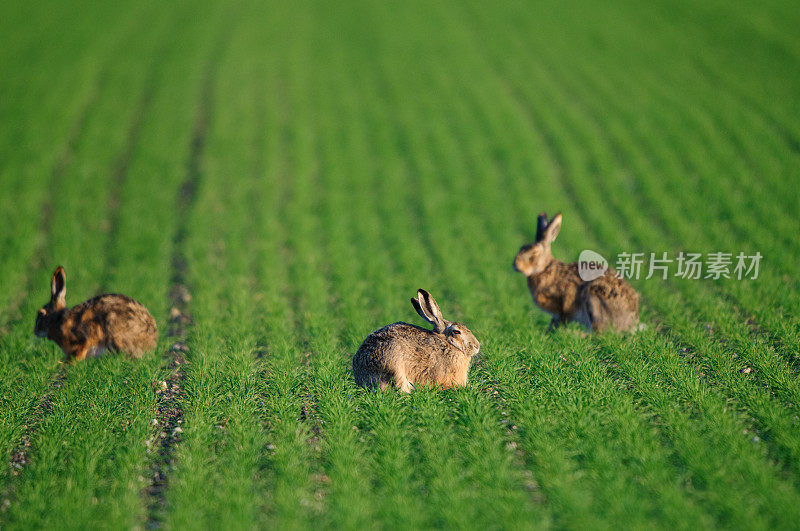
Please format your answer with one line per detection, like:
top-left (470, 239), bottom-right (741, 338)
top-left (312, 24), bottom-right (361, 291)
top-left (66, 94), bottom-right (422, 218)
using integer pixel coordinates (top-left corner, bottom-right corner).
top-left (578, 250), bottom-right (608, 281)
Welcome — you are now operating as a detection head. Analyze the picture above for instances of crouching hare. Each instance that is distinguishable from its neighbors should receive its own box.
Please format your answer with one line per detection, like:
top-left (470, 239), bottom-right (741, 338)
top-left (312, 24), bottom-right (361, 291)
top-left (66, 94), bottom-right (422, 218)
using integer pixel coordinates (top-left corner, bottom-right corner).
top-left (513, 213), bottom-right (639, 332)
top-left (352, 289), bottom-right (480, 393)
top-left (34, 266), bottom-right (158, 361)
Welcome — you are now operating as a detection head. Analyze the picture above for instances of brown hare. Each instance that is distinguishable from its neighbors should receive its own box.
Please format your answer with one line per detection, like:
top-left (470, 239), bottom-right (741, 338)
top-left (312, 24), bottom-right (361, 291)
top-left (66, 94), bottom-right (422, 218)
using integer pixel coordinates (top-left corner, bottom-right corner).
top-left (513, 213), bottom-right (639, 332)
top-left (352, 289), bottom-right (480, 393)
top-left (34, 266), bottom-right (158, 361)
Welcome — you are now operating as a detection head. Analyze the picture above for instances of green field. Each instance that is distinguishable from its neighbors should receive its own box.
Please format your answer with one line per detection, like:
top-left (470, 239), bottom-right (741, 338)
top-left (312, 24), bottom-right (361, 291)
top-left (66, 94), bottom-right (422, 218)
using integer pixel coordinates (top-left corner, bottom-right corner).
top-left (1, 0), bottom-right (799, 528)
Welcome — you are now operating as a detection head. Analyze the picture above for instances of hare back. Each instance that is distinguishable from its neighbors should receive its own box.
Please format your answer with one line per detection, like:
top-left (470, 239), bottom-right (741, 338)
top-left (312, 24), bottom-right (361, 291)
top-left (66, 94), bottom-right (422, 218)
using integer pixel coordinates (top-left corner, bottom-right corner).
top-left (353, 323), bottom-right (468, 389)
top-left (579, 272), bottom-right (639, 332)
top-left (61, 294), bottom-right (158, 356)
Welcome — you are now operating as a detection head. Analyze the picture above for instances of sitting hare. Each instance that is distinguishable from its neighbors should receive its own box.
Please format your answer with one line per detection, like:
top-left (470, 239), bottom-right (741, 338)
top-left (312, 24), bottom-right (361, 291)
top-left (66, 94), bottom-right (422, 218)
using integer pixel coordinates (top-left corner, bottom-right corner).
top-left (353, 289), bottom-right (480, 392)
top-left (34, 266), bottom-right (158, 361)
top-left (513, 213), bottom-right (639, 332)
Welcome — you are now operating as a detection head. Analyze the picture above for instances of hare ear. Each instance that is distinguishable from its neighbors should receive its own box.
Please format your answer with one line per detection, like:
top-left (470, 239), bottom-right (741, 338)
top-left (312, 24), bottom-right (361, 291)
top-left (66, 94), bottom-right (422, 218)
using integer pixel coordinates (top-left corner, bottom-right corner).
top-left (536, 212), bottom-right (549, 242)
top-left (51, 266), bottom-right (66, 308)
top-left (542, 213), bottom-right (562, 245)
top-left (417, 289), bottom-right (446, 333)
top-left (411, 296), bottom-right (430, 325)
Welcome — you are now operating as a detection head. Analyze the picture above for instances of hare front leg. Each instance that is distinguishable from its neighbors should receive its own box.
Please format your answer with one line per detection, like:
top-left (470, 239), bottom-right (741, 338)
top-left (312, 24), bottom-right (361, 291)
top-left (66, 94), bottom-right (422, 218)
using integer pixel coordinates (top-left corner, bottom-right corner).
top-left (394, 374), bottom-right (414, 393)
top-left (66, 344), bottom-right (91, 362)
top-left (547, 316), bottom-right (563, 333)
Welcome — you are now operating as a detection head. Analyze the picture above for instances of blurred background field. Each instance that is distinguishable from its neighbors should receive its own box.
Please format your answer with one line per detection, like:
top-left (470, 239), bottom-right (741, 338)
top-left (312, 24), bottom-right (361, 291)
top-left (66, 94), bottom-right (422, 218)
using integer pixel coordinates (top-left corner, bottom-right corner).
top-left (0, 0), bottom-right (799, 528)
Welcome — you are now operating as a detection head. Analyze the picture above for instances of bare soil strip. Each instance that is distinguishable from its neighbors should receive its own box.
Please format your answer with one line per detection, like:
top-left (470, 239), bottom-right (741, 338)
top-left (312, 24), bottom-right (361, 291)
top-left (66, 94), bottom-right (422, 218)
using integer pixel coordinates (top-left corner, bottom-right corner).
top-left (142, 42), bottom-right (222, 528)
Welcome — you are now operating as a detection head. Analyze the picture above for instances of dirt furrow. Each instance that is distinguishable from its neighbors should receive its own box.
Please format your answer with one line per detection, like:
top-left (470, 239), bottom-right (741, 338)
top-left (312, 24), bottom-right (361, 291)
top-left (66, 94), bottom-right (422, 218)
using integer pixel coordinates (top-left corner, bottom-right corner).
top-left (142, 42), bottom-right (221, 527)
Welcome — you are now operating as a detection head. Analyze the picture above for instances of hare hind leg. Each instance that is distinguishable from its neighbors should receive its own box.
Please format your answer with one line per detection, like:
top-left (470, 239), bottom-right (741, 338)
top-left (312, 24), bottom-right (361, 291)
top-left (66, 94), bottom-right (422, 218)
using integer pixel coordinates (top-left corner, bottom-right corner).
top-left (585, 294), bottom-right (639, 332)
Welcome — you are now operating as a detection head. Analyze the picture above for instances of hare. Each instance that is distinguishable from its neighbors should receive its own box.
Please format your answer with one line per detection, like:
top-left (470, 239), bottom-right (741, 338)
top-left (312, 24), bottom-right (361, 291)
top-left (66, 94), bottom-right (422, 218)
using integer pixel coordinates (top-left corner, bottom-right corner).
top-left (34, 266), bottom-right (158, 361)
top-left (352, 289), bottom-right (480, 393)
top-left (513, 213), bottom-right (639, 332)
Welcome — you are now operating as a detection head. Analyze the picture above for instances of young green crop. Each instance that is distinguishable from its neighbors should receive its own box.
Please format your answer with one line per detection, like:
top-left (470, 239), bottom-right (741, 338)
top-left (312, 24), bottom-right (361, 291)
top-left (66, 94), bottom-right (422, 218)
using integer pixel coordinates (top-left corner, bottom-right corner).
top-left (1, 0), bottom-right (799, 528)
